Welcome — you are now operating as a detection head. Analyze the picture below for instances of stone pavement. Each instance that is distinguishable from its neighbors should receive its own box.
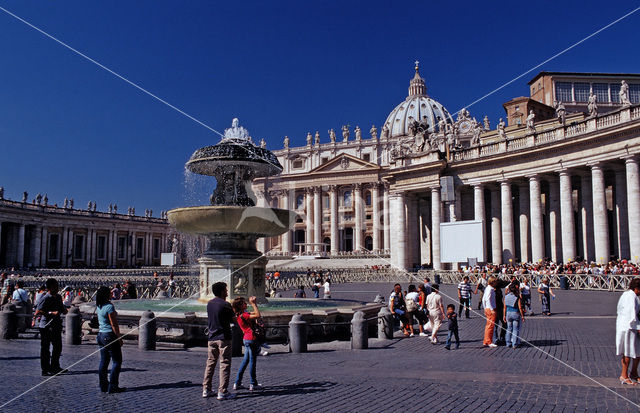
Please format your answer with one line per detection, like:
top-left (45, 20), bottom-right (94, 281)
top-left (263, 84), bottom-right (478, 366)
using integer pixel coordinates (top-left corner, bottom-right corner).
top-left (1, 283), bottom-right (639, 412)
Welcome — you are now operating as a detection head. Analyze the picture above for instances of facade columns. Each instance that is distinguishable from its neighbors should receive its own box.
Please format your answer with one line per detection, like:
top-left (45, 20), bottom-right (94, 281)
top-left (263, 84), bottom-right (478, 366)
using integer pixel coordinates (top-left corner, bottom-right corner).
top-left (33, 225), bottom-right (42, 268)
top-left (407, 195), bottom-right (420, 267)
top-left (371, 184), bottom-right (381, 251)
top-left (559, 171), bottom-right (576, 262)
top-left (281, 190), bottom-right (291, 253)
top-left (313, 187), bottom-right (322, 251)
top-left (500, 181), bottom-right (515, 264)
top-left (16, 224), bottom-right (25, 268)
top-left (354, 184), bottom-right (363, 251)
top-left (305, 188), bottom-right (313, 251)
top-left (529, 176), bottom-right (544, 263)
top-left (431, 187), bottom-right (442, 270)
top-left (329, 186), bottom-right (339, 254)
top-left (40, 227), bottom-right (48, 266)
top-left (473, 184), bottom-right (486, 263)
top-left (490, 188), bottom-right (502, 265)
top-left (548, 178), bottom-right (561, 263)
top-left (389, 191), bottom-right (407, 269)
top-left (626, 157), bottom-right (640, 262)
top-left (580, 175), bottom-right (595, 262)
top-left (614, 169), bottom-right (630, 259)
top-left (518, 184), bottom-right (530, 263)
top-left (383, 185), bottom-right (390, 251)
top-left (591, 164), bottom-right (609, 264)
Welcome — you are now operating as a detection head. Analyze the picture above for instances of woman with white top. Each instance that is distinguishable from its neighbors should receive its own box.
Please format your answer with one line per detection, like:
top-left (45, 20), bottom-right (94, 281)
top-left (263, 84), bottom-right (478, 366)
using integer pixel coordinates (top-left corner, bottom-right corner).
top-left (323, 279), bottom-right (331, 299)
top-left (482, 276), bottom-right (498, 348)
top-left (616, 278), bottom-right (640, 385)
top-left (425, 284), bottom-right (445, 344)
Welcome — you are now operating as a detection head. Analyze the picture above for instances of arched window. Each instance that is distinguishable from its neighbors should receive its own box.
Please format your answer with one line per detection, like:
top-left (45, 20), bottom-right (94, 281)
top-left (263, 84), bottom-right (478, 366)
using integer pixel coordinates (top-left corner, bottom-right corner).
top-left (296, 194), bottom-right (304, 209)
top-left (343, 190), bottom-right (352, 207)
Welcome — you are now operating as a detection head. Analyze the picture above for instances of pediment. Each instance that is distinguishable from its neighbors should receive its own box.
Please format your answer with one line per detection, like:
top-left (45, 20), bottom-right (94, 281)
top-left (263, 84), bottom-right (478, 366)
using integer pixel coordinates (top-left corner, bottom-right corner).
top-left (308, 153), bottom-right (380, 174)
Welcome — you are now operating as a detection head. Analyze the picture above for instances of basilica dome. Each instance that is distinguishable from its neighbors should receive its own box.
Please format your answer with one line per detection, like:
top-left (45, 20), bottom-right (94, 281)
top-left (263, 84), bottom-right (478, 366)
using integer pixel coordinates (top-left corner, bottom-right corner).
top-left (383, 63), bottom-right (454, 138)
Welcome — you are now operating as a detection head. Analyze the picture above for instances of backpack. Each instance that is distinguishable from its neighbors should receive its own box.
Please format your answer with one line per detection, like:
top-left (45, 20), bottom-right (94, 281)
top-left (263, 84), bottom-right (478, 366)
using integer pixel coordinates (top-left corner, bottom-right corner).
top-left (253, 317), bottom-right (266, 343)
top-left (405, 297), bottom-right (418, 312)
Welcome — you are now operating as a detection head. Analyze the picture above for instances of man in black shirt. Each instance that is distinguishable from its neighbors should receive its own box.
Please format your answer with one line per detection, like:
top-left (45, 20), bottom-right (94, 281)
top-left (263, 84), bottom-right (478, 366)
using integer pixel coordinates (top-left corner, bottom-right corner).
top-left (202, 282), bottom-right (235, 400)
top-left (35, 278), bottom-right (68, 376)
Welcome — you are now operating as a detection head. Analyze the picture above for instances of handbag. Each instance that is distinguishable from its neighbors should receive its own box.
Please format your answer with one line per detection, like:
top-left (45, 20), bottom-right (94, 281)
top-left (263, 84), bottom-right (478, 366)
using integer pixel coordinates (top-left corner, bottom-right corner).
top-left (252, 317), bottom-right (266, 342)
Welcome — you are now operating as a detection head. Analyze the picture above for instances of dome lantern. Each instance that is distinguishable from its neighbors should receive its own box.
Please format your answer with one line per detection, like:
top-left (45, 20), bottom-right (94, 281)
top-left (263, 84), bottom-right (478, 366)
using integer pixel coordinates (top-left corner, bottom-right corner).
top-left (408, 60), bottom-right (427, 97)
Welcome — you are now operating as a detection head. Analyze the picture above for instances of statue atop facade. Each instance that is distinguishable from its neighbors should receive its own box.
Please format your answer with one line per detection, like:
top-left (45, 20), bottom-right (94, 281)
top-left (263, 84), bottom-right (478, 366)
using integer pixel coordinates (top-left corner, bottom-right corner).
top-left (36, 193), bottom-right (42, 205)
top-left (456, 108), bottom-right (470, 122)
top-left (438, 117), bottom-right (446, 135)
top-left (328, 128), bottom-right (336, 143)
top-left (22, 191), bottom-right (27, 203)
top-left (588, 91), bottom-right (598, 118)
top-left (113, 204), bottom-right (117, 213)
top-left (381, 124), bottom-right (390, 140)
top-left (526, 110), bottom-right (536, 133)
top-left (43, 194), bottom-right (48, 206)
top-left (283, 136), bottom-right (290, 148)
top-left (370, 124), bottom-right (377, 139)
top-left (64, 197), bottom-right (68, 209)
top-left (354, 126), bottom-right (362, 141)
top-left (483, 115), bottom-right (490, 131)
top-left (109, 203), bottom-right (113, 213)
top-left (306, 132), bottom-right (312, 146)
top-left (409, 119), bottom-right (430, 152)
top-left (471, 122), bottom-right (483, 146)
top-left (498, 118), bottom-right (506, 140)
top-left (223, 118), bottom-right (250, 141)
top-left (70, 198), bottom-right (74, 209)
top-left (341, 125), bottom-right (350, 142)
top-left (87, 201), bottom-right (92, 211)
top-left (620, 80), bottom-right (631, 106)
top-left (314, 131), bottom-right (320, 146)
top-left (259, 138), bottom-right (266, 148)
top-left (171, 236), bottom-right (179, 253)
top-left (0, 187), bottom-right (3, 200)
top-left (554, 100), bottom-right (566, 125)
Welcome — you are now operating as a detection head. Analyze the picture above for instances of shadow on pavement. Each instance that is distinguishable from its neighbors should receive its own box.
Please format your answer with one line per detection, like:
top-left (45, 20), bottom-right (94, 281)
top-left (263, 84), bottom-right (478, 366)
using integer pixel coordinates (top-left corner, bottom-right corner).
top-left (521, 339), bottom-right (566, 347)
top-left (125, 380), bottom-right (198, 392)
top-left (64, 367), bottom-right (148, 376)
top-left (234, 381), bottom-right (336, 398)
top-left (0, 356), bottom-right (39, 361)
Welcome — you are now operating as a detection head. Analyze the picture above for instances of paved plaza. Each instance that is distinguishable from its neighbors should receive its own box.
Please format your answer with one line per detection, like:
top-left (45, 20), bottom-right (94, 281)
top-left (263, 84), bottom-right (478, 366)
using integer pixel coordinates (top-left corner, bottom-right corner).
top-left (1, 283), bottom-right (639, 412)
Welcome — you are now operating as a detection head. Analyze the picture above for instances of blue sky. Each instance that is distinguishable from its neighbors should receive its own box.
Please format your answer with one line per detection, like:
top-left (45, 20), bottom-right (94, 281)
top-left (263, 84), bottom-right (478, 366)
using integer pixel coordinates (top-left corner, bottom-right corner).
top-left (0, 1), bottom-right (638, 213)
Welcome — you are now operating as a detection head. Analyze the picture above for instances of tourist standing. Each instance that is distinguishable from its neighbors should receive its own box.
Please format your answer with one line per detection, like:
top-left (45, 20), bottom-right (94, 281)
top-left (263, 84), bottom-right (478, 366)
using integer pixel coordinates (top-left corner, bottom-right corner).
top-left (538, 277), bottom-right (555, 316)
top-left (425, 284), bottom-right (445, 344)
top-left (35, 278), bottom-right (68, 375)
top-left (312, 277), bottom-right (322, 298)
top-left (444, 304), bottom-right (459, 350)
top-left (294, 285), bottom-right (307, 298)
top-left (616, 278), bottom-right (640, 385)
top-left (111, 283), bottom-right (122, 300)
top-left (125, 280), bottom-right (137, 299)
top-left (323, 278), bottom-right (332, 299)
top-left (494, 276), bottom-right (510, 345)
top-left (404, 284), bottom-right (422, 337)
top-left (95, 286), bottom-right (125, 393)
top-left (422, 277), bottom-right (432, 296)
top-left (482, 276), bottom-right (498, 348)
top-left (389, 284), bottom-right (409, 336)
top-left (203, 282), bottom-right (235, 400)
top-left (474, 273), bottom-right (487, 310)
top-left (457, 276), bottom-right (474, 318)
top-left (520, 278), bottom-right (532, 316)
top-left (504, 282), bottom-right (525, 348)
top-left (233, 296), bottom-right (263, 392)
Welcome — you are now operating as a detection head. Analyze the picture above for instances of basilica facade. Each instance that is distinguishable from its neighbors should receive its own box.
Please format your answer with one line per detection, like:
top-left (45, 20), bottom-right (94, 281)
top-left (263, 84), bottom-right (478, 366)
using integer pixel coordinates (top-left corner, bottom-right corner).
top-left (253, 65), bottom-right (640, 270)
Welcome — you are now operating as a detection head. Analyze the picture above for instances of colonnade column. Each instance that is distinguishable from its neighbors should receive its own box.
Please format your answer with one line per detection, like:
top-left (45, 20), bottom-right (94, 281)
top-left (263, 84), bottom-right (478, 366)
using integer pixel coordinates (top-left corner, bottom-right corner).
top-left (500, 181), bottom-right (515, 264)
top-left (580, 175), bottom-right (594, 262)
top-left (559, 171), bottom-right (576, 262)
top-left (548, 178), bottom-right (561, 263)
top-left (591, 164), bottom-right (609, 264)
top-left (33, 226), bottom-right (42, 268)
top-left (473, 184), bottom-right (486, 262)
top-left (329, 186), bottom-right (338, 255)
top-left (518, 184), bottom-right (530, 263)
top-left (383, 184), bottom-right (390, 251)
top-left (389, 191), bottom-right (407, 269)
top-left (431, 187), bottom-right (442, 270)
top-left (529, 176), bottom-right (544, 263)
top-left (614, 169), bottom-right (630, 259)
top-left (626, 157), bottom-right (640, 262)
top-left (305, 188), bottom-right (313, 251)
top-left (490, 188), bottom-right (502, 265)
top-left (354, 184), bottom-right (363, 251)
top-left (281, 190), bottom-right (291, 253)
top-left (40, 227), bottom-right (48, 266)
top-left (408, 195), bottom-right (420, 267)
top-left (16, 224), bottom-right (25, 268)
top-left (372, 184), bottom-right (381, 251)
top-left (313, 187), bottom-right (322, 251)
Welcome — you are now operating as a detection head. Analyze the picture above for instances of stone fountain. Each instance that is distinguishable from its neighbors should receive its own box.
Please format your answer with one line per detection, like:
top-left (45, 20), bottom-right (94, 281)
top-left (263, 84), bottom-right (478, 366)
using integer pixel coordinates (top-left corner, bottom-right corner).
top-left (167, 118), bottom-right (296, 302)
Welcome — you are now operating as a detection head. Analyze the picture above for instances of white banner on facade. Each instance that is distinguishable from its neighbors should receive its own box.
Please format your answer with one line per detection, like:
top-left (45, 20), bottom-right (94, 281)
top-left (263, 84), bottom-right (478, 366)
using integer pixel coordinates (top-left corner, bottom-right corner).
top-left (440, 220), bottom-right (485, 263)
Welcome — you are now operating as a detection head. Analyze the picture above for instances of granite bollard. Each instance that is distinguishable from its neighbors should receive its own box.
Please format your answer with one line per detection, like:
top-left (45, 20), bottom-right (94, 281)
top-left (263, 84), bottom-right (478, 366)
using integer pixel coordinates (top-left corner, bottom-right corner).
top-left (288, 313), bottom-right (307, 353)
top-left (138, 310), bottom-right (156, 350)
top-left (377, 306), bottom-right (393, 339)
top-left (0, 304), bottom-right (17, 340)
top-left (351, 310), bottom-right (368, 350)
top-left (65, 306), bottom-right (82, 345)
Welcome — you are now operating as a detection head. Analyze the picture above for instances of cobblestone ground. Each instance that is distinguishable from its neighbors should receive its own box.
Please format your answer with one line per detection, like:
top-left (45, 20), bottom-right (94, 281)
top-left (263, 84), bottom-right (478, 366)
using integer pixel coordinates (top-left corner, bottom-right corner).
top-left (1, 283), bottom-right (638, 412)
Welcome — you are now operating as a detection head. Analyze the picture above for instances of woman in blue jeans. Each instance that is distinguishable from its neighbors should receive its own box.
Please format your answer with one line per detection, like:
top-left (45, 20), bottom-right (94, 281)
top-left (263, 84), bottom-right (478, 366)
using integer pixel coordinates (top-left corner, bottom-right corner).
top-left (95, 286), bottom-right (125, 393)
top-left (232, 296), bottom-right (263, 391)
top-left (503, 282), bottom-right (526, 348)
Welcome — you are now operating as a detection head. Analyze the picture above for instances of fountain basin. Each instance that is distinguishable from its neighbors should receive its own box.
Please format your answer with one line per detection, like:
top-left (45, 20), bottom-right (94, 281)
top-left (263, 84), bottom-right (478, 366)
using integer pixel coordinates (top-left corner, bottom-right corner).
top-left (167, 206), bottom-right (296, 237)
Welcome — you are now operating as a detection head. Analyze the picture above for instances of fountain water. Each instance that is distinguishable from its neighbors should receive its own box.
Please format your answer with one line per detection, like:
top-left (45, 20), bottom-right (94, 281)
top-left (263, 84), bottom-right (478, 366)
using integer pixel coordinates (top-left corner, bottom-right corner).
top-left (167, 119), bottom-right (296, 302)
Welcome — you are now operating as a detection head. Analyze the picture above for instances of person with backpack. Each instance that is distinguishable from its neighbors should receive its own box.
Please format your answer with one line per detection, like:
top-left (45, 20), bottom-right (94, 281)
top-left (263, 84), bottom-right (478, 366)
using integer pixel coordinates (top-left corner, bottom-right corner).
top-left (35, 278), bottom-right (68, 376)
top-left (232, 296), bottom-right (263, 392)
top-left (405, 284), bottom-right (427, 337)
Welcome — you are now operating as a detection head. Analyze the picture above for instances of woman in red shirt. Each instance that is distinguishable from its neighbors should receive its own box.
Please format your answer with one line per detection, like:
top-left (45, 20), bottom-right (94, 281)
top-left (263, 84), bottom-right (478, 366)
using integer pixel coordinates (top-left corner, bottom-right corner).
top-left (232, 296), bottom-right (262, 391)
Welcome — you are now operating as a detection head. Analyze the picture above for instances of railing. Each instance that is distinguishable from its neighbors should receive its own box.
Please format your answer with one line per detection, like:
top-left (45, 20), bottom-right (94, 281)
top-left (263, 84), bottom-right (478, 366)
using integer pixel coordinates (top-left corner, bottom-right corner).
top-left (535, 129), bottom-right (556, 144)
top-left (565, 122), bottom-right (587, 137)
top-left (597, 112), bottom-right (621, 128)
top-left (507, 136), bottom-right (528, 150)
top-left (632, 106), bottom-right (640, 120)
top-left (479, 142), bottom-right (501, 156)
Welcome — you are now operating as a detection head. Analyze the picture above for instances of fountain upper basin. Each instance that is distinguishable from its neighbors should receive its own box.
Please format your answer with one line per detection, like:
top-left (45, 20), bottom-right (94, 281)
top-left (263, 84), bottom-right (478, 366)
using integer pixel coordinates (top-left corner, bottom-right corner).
top-left (167, 206), bottom-right (297, 237)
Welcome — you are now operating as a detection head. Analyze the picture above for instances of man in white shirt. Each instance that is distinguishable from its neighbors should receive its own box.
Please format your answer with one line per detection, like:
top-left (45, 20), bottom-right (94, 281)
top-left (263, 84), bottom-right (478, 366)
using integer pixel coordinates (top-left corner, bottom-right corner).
top-left (482, 277), bottom-right (498, 348)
